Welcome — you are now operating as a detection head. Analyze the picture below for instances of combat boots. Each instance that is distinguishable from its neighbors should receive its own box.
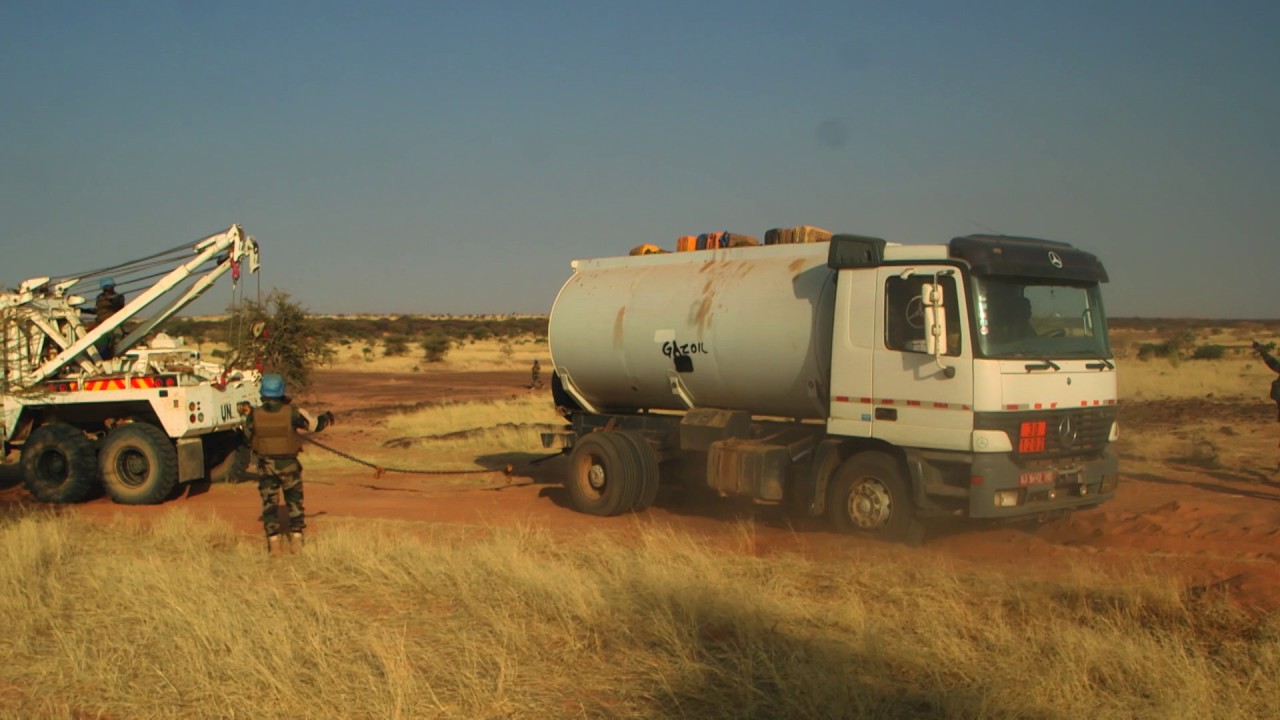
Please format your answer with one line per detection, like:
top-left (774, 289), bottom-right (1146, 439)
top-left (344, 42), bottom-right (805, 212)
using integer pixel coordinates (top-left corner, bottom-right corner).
top-left (266, 533), bottom-right (284, 556)
top-left (288, 531), bottom-right (305, 554)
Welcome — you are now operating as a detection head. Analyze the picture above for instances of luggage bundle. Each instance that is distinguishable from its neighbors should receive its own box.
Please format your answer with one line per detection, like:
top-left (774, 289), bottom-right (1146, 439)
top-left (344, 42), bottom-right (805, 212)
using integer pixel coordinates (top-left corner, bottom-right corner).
top-left (676, 231), bottom-right (761, 252)
top-left (764, 225), bottom-right (833, 245)
top-left (629, 243), bottom-right (666, 256)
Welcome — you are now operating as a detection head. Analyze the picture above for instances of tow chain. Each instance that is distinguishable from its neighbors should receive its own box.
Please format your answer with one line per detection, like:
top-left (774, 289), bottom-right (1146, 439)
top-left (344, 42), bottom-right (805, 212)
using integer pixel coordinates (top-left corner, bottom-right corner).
top-left (302, 435), bottom-right (537, 481)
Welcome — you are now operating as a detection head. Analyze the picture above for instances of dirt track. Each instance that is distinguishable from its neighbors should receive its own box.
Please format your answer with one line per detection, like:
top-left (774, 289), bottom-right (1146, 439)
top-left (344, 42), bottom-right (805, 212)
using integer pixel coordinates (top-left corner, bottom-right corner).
top-left (4, 369), bottom-right (1280, 611)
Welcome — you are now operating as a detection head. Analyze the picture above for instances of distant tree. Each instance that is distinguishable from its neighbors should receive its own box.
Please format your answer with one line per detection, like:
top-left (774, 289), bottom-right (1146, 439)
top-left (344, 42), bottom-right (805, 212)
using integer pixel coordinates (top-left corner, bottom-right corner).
top-left (225, 290), bottom-right (334, 391)
top-left (384, 334), bottom-right (410, 357)
top-left (422, 332), bottom-right (450, 363)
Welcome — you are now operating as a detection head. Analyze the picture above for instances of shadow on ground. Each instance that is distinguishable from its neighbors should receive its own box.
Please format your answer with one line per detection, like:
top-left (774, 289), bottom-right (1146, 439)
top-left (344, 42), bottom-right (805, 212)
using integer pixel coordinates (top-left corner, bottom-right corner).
top-left (1131, 471), bottom-right (1280, 503)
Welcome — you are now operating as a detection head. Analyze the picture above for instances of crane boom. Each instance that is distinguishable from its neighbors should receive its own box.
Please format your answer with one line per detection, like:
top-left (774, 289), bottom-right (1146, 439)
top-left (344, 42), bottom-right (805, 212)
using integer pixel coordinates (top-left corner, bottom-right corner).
top-left (13, 224), bottom-right (259, 387)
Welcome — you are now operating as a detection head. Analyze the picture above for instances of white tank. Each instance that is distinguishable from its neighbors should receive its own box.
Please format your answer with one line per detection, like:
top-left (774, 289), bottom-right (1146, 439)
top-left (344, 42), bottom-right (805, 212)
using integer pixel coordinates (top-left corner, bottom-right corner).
top-left (548, 243), bottom-right (836, 419)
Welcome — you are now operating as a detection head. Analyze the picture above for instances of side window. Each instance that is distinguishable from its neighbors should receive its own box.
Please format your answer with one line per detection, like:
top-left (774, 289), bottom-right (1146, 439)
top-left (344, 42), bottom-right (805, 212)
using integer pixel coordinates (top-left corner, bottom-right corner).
top-left (884, 275), bottom-right (961, 356)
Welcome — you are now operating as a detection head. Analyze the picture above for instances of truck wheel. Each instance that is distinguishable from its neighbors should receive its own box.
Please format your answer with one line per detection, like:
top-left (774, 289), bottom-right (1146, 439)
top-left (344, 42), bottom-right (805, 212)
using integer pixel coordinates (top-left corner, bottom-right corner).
top-left (208, 444), bottom-right (250, 483)
top-left (827, 451), bottom-right (924, 542)
top-left (99, 423), bottom-right (179, 505)
top-left (21, 423), bottom-right (100, 503)
top-left (616, 431), bottom-right (660, 512)
top-left (566, 433), bottom-right (637, 516)
top-left (206, 432), bottom-right (252, 484)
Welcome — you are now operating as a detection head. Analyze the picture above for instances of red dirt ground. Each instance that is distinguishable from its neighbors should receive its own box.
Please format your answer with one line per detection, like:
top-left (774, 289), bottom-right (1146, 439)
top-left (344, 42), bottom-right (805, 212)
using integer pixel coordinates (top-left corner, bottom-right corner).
top-left (4, 370), bottom-right (1279, 612)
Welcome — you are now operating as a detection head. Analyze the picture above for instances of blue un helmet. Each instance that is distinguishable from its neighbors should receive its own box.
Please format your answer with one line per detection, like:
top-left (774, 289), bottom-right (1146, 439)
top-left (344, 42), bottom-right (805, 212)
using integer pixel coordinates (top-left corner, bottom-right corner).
top-left (100, 277), bottom-right (116, 290)
top-left (260, 373), bottom-right (285, 398)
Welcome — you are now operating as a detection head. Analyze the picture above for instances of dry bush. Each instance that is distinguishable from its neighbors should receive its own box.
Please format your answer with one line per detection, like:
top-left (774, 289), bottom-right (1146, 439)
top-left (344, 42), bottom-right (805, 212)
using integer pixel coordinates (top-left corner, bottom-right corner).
top-left (1, 510), bottom-right (1277, 719)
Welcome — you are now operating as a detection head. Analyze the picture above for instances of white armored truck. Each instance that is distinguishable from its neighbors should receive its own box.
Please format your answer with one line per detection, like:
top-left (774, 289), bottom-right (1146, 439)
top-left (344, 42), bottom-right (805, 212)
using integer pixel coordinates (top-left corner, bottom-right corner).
top-left (1, 225), bottom-right (262, 504)
top-left (546, 233), bottom-right (1118, 540)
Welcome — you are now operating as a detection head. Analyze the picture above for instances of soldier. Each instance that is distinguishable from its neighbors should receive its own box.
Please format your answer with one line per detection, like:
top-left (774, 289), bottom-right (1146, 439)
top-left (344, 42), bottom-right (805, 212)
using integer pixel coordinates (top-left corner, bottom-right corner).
top-left (243, 373), bottom-right (335, 555)
top-left (93, 277), bottom-right (126, 360)
top-left (1254, 340), bottom-right (1280, 425)
top-left (530, 358), bottom-right (543, 389)
top-left (95, 277), bottom-right (125, 324)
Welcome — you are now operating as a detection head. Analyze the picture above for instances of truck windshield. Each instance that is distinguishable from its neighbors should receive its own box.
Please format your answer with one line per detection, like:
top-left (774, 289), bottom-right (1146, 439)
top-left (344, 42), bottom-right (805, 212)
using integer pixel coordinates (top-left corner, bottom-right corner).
top-left (972, 276), bottom-right (1110, 359)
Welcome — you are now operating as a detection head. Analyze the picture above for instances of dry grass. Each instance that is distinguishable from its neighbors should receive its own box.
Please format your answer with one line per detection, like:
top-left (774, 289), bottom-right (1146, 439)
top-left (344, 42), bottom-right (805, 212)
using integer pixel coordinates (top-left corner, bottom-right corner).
top-left (326, 338), bottom-right (547, 373)
top-left (1, 509), bottom-right (1276, 719)
top-left (383, 395), bottom-right (562, 445)
top-left (1118, 356), bottom-right (1271, 402)
top-left (298, 395), bottom-right (562, 477)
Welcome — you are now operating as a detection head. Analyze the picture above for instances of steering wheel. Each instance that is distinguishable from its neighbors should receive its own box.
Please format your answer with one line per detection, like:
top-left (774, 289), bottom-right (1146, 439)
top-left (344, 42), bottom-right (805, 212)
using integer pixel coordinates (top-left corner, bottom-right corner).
top-left (905, 295), bottom-right (925, 329)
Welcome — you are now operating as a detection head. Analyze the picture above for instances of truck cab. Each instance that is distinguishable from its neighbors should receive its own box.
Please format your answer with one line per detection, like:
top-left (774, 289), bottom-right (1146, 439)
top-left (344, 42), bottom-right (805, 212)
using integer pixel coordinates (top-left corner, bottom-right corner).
top-left (825, 235), bottom-right (1118, 528)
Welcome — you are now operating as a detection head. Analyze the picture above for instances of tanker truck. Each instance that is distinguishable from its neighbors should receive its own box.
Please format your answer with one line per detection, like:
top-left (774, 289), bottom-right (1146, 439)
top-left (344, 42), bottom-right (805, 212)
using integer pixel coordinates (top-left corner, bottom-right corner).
top-left (545, 233), bottom-right (1118, 540)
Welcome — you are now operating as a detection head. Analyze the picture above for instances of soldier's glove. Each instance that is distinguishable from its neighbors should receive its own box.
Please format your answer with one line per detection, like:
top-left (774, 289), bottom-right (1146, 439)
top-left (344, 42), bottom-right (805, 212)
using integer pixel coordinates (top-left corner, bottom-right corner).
top-left (321, 411), bottom-right (336, 427)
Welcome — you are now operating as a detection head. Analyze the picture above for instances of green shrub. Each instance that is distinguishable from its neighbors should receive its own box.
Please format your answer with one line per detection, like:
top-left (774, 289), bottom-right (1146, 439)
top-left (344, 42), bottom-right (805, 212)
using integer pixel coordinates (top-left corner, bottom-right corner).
top-left (384, 335), bottom-right (411, 357)
top-left (421, 333), bottom-right (450, 363)
top-left (1137, 342), bottom-right (1175, 360)
top-left (1191, 344), bottom-right (1226, 360)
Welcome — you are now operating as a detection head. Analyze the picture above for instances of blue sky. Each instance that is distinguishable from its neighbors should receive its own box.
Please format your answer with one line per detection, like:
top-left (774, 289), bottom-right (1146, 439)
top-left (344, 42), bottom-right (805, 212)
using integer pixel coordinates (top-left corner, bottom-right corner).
top-left (2, 1), bottom-right (1277, 318)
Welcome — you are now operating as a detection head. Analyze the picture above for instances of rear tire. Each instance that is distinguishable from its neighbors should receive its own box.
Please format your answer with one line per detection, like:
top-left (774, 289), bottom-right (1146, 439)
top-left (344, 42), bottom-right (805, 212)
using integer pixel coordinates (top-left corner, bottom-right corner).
top-left (616, 431), bottom-right (660, 512)
top-left (21, 423), bottom-right (100, 503)
top-left (827, 451), bottom-right (924, 542)
top-left (566, 433), bottom-right (637, 516)
top-left (99, 423), bottom-right (179, 505)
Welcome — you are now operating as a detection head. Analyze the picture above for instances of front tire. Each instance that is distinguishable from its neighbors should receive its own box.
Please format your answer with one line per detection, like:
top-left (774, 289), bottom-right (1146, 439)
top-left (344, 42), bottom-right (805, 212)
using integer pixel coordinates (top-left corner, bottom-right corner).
top-left (566, 432), bottom-right (637, 516)
top-left (99, 423), bottom-right (179, 505)
top-left (21, 423), bottom-right (100, 503)
top-left (827, 451), bottom-right (924, 542)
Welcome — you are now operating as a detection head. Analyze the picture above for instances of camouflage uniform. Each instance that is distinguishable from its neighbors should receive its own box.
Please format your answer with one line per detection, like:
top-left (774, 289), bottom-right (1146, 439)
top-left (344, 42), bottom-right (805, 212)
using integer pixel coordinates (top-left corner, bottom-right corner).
top-left (1258, 346), bottom-right (1280, 423)
top-left (94, 288), bottom-right (125, 360)
top-left (95, 288), bottom-right (125, 323)
top-left (245, 399), bottom-right (331, 537)
top-left (531, 359), bottom-right (542, 389)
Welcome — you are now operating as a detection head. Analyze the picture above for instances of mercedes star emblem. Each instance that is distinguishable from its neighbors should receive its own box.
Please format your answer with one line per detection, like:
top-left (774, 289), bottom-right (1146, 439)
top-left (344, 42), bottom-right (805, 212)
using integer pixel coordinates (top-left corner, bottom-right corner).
top-left (1058, 416), bottom-right (1078, 448)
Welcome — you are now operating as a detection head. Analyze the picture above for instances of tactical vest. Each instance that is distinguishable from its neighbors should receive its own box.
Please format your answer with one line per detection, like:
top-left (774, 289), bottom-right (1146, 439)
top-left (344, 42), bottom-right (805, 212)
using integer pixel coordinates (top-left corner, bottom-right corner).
top-left (96, 292), bottom-right (123, 322)
top-left (251, 405), bottom-right (301, 457)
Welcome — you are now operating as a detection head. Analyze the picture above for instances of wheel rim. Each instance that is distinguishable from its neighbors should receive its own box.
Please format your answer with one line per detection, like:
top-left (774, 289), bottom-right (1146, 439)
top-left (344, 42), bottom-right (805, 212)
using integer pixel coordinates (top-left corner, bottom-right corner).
top-left (114, 448), bottom-right (151, 488)
top-left (587, 462), bottom-right (606, 490)
top-left (848, 477), bottom-right (893, 530)
top-left (36, 448), bottom-right (69, 484)
top-left (573, 452), bottom-right (607, 500)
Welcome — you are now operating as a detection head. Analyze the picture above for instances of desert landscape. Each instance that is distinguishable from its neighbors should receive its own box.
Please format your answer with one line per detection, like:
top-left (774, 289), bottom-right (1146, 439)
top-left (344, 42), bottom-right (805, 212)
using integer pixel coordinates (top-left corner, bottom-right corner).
top-left (3, 318), bottom-right (1279, 718)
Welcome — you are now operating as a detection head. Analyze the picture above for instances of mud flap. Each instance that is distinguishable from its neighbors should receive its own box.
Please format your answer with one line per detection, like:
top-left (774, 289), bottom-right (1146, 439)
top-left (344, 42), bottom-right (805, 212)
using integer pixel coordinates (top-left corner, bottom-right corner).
top-left (176, 437), bottom-right (204, 483)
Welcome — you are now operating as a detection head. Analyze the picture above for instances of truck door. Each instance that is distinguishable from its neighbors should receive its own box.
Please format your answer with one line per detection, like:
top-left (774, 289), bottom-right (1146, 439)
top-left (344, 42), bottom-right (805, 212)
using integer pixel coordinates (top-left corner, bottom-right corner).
top-left (871, 266), bottom-right (974, 451)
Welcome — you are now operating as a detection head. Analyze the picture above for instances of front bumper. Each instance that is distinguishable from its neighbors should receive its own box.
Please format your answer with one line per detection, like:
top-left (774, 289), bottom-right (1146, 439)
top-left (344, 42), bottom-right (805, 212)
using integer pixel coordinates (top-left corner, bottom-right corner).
top-left (909, 446), bottom-right (1119, 520)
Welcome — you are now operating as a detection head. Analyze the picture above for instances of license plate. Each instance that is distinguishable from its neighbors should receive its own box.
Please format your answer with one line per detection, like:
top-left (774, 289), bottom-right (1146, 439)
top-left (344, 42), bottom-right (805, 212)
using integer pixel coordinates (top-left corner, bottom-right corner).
top-left (1019, 470), bottom-right (1057, 487)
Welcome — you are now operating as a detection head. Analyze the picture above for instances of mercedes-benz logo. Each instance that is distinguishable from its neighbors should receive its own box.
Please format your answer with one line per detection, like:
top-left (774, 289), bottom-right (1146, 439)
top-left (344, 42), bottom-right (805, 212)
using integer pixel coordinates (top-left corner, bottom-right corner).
top-left (1058, 416), bottom-right (1078, 448)
top-left (1048, 251), bottom-right (1063, 269)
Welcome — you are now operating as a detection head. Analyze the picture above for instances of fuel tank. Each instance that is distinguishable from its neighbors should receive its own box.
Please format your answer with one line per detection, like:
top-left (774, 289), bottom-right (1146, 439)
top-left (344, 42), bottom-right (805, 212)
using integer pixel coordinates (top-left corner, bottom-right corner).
top-left (548, 243), bottom-right (836, 419)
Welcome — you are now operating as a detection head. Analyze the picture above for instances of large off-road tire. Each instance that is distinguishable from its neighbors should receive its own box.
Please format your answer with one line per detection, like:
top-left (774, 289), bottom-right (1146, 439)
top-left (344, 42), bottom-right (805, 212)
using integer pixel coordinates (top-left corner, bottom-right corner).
top-left (616, 431), bottom-right (660, 512)
top-left (21, 423), bottom-right (100, 503)
top-left (99, 423), bottom-right (179, 505)
top-left (827, 451), bottom-right (924, 543)
top-left (205, 433), bottom-right (252, 483)
top-left (566, 432), bottom-right (638, 516)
